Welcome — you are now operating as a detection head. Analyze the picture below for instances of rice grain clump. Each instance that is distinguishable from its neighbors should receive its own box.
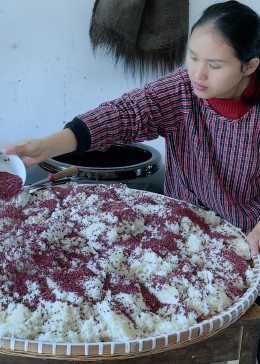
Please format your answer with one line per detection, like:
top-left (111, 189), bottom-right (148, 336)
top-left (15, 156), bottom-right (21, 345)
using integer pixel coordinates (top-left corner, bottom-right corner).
top-left (0, 183), bottom-right (253, 342)
top-left (0, 171), bottom-right (23, 201)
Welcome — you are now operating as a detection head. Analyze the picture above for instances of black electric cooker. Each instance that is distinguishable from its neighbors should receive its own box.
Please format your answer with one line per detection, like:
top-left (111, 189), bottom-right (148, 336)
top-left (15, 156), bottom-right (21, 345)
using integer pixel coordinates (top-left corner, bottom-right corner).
top-left (25, 143), bottom-right (165, 194)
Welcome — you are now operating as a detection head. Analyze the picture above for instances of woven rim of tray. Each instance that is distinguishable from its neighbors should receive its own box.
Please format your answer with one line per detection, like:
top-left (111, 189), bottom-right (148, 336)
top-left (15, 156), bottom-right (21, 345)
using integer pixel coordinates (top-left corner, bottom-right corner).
top-left (0, 255), bottom-right (258, 361)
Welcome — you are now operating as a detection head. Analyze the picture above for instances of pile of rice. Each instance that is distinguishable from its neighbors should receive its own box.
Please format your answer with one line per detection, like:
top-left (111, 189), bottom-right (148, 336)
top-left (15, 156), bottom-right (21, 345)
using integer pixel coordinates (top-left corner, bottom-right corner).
top-left (0, 183), bottom-right (253, 342)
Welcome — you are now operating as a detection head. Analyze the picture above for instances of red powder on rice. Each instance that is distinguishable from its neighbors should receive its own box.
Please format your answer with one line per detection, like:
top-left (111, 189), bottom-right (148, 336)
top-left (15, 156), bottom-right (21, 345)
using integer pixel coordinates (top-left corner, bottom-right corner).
top-left (0, 171), bottom-right (23, 201)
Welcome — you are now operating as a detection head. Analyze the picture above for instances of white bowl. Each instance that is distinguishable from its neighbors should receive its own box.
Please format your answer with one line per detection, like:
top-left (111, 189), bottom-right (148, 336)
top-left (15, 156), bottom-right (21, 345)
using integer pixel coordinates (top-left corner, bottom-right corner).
top-left (0, 148), bottom-right (26, 184)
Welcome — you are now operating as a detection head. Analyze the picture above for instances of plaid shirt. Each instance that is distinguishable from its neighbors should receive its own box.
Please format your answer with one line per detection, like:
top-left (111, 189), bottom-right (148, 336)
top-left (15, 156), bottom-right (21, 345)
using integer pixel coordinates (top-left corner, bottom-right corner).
top-left (74, 67), bottom-right (260, 233)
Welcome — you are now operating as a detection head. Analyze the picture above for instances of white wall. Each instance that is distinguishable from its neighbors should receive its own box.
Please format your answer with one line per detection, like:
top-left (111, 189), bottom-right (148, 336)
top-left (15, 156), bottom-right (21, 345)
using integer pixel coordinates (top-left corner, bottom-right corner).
top-left (0, 0), bottom-right (259, 160)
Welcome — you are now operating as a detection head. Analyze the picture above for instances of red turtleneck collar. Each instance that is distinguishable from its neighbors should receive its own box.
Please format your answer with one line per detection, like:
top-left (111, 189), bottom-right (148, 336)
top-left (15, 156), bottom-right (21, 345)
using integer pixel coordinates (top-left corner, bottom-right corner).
top-left (207, 74), bottom-right (255, 119)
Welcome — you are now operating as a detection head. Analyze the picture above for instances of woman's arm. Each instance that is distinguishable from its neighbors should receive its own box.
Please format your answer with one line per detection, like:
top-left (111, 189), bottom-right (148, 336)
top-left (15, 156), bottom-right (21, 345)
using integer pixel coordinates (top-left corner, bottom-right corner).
top-left (4, 129), bottom-right (77, 167)
top-left (247, 220), bottom-right (260, 256)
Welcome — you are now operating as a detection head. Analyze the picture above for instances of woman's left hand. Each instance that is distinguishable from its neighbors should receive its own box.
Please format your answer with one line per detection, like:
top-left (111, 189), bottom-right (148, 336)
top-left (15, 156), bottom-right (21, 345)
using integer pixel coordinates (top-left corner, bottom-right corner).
top-left (247, 220), bottom-right (260, 256)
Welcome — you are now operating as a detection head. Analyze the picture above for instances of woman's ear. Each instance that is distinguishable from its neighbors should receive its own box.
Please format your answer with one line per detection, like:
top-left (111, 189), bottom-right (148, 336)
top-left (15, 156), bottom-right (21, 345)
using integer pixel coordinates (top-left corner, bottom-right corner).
top-left (243, 57), bottom-right (260, 75)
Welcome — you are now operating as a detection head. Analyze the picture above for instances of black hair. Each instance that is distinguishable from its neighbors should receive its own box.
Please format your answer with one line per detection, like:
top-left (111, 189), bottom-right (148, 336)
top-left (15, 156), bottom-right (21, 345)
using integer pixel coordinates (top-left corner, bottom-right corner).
top-left (191, 0), bottom-right (260, 105)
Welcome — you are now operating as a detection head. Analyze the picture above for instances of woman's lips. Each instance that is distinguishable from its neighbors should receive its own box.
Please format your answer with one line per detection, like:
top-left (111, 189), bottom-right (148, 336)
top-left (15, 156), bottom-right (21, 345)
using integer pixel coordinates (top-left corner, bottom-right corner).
top-left (193, 82), bottom-right (208, 91)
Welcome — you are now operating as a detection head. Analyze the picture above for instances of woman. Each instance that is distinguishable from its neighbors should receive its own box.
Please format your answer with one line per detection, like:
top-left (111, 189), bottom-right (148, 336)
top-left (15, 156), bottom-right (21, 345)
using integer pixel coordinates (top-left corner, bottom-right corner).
top-left (5, 1), bottom-right (260, 255)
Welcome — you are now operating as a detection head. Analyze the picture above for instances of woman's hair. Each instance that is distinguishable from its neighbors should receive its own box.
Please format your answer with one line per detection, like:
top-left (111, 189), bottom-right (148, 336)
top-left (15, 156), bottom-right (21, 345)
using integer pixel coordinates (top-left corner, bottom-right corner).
top-left (191, 0), bottom-right (260, 105)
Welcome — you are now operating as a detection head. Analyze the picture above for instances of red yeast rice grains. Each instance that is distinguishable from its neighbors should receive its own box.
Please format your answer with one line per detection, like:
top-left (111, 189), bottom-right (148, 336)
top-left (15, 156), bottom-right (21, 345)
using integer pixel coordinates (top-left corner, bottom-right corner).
top-left (0, 171), bottom-right (23, 201)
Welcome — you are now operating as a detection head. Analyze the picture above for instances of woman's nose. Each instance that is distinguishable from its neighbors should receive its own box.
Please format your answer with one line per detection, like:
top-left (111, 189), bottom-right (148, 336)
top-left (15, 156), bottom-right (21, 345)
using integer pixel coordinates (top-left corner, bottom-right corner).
top-left (194, 64), bottom-right (208, 81)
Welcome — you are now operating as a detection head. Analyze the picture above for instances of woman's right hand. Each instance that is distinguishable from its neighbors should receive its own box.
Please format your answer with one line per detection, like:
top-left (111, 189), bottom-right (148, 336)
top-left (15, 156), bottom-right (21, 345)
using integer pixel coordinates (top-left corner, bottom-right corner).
top-left (4, 139), bottom-right (50, 167)
top-left (4, 129), bottom-right (78, 168)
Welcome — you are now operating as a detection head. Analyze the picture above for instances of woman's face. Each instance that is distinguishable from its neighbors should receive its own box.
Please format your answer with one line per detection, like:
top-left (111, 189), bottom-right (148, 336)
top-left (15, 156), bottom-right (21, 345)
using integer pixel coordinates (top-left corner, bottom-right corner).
top-left (187, 25), bottom-right (246, 99)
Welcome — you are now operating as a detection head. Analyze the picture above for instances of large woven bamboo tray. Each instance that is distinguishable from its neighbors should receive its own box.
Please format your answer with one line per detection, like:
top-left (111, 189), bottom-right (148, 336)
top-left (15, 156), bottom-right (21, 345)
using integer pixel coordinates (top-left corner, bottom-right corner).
top-left (0, 187), bottom-right (259, 361)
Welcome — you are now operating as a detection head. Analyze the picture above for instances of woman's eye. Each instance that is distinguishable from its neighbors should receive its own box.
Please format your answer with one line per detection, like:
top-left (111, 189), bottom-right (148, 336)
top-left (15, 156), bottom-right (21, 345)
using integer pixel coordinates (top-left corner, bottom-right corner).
top-left (209, 64), bottom-right (220, 69)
